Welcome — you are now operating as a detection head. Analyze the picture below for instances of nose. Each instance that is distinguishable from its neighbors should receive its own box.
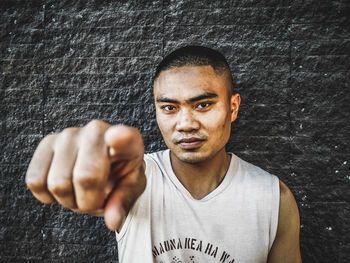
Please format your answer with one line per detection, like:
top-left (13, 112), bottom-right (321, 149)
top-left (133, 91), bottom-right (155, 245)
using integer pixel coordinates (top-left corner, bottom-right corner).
top-left (175, 108), bottom-right (200, 132)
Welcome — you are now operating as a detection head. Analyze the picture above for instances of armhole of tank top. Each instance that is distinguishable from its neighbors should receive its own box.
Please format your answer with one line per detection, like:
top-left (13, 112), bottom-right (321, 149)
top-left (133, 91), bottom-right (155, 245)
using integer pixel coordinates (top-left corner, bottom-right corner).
top-left (269, 175), bottom-right (280, 251)
top-left (115, 154), bottom-right (154, 242)
top-left (115, 208), bottom-right (134, 242)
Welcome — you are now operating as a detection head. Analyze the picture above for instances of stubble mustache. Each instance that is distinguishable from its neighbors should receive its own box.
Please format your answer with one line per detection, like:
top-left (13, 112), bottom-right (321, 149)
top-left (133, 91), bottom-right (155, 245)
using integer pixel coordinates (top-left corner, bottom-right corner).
top-left (172, 132), bottom-right (208, 144)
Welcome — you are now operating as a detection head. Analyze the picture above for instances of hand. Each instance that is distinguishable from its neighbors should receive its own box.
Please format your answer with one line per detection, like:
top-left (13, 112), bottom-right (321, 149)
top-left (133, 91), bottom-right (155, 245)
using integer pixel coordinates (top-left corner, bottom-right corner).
top-left (25, 120), bottom-right (146, 231)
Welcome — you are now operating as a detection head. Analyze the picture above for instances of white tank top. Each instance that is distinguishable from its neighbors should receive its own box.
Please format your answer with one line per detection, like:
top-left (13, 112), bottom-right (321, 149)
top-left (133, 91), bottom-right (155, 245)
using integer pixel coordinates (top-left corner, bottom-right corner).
top-left (116, 150), bottom-right (280, 263)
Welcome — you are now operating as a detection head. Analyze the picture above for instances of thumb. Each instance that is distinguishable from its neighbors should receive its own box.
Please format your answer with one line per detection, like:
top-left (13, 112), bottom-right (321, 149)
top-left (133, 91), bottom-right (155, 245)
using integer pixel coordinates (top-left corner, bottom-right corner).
top-left (103, 163), bottom-right (146, 231)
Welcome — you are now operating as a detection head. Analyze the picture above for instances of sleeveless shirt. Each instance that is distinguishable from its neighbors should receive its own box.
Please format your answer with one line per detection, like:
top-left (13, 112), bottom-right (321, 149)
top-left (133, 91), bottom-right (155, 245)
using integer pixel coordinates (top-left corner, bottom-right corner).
top-left (116, 150), bottom-right (280, 263)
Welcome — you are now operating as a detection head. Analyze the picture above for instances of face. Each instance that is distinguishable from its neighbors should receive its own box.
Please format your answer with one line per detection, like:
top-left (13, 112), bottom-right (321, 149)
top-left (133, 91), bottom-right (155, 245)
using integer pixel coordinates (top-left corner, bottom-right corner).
top-left (154, 65), bottom-right (240, 164)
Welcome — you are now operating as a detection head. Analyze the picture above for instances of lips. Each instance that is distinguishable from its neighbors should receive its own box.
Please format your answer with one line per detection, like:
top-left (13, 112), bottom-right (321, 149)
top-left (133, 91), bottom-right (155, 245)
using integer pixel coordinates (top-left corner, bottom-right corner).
top-left (177, 137), bottom-right (206, 149)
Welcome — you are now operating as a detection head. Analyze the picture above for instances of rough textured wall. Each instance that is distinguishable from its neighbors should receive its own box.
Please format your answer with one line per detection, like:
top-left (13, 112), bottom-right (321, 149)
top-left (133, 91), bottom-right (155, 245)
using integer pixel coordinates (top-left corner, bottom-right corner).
top-left (1, 0), bottom-right (349, 262)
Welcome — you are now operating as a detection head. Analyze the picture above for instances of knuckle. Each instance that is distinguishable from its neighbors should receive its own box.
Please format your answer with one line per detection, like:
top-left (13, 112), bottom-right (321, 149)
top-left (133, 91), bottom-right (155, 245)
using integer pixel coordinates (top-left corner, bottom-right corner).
top-left (39, 133), bottom-right (57, 147)
top-left (57, 127), bottom-right (80, 142)
top-left (135, 174), bottom-right (147, 194)
top-left (47, 177), bottom-right (73, 197)
top-left (138, 171), bottom-right (147, 189)
top-left (73, 170), bottom-right (103, 189)
top-left (126, 173), bottom-right (140, 186)
top-left (86, 119), bottom-right (107, 132)
top-left (25, 172), bottom-right (46, 193)
top-left (81, 120), bottom-right (109, 145)
top-left (124, 168), bottom-right (146, 190)
top-left (59, 127), bottom-right (80, 141)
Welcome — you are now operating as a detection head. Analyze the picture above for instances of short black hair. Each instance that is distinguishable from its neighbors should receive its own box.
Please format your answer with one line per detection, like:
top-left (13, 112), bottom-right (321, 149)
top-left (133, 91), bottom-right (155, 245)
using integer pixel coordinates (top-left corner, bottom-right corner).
top-left (154, 45), bottom-right (233, 94)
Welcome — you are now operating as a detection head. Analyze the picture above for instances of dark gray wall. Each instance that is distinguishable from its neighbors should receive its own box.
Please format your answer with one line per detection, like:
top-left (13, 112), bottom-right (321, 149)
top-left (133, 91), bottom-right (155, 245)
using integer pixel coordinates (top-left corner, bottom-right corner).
top-left (1, 0), bottom-right (349, 262)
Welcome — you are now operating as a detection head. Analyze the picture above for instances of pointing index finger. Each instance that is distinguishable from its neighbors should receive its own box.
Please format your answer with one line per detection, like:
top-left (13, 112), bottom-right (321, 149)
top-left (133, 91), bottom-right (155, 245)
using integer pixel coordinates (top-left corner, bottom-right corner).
top-left (104, 125), bottom-right (144, 161)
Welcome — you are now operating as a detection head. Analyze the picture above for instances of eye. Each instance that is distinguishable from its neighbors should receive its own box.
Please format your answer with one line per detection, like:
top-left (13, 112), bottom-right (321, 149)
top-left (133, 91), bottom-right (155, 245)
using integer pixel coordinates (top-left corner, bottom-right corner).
top-left (161, 105), bottom-right (176, 112)
top-left (196, 102), bottom-right (211, 109)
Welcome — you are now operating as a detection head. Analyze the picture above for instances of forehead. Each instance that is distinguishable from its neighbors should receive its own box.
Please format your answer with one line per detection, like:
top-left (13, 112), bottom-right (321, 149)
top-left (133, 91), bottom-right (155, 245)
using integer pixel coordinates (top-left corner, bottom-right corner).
top-left (153, 65), bottom-right (230, 99)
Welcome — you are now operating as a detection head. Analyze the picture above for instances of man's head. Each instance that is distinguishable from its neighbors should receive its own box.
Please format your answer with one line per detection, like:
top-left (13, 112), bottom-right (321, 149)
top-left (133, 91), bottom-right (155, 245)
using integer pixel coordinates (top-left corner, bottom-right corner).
top-left (153, 46), bottom-right (240, 164)
top-left (154, 45), bottom-right (234, 98)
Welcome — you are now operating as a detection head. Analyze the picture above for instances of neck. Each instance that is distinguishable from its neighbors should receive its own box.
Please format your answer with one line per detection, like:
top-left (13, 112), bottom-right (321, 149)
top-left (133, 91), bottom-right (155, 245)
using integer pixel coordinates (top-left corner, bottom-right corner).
top-left (170, 149), bottom-right (231, 200)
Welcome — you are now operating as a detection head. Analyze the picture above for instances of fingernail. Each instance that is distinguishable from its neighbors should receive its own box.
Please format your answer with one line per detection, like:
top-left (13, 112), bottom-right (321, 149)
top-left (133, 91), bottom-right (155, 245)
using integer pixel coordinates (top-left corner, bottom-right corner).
top-left (109, 147), bottom-right (117, 157)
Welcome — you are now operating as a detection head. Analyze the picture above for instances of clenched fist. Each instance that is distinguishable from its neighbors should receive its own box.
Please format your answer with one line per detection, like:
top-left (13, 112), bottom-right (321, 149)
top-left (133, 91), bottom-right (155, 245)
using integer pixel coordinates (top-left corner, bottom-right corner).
top-left (25, 120), bottom-right (146, 231)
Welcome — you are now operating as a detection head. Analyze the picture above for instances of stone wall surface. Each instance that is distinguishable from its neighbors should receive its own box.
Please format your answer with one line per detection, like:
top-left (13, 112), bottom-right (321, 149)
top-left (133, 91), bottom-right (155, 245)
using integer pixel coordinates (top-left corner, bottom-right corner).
top-left (1, 0), bottom-right (349, 262)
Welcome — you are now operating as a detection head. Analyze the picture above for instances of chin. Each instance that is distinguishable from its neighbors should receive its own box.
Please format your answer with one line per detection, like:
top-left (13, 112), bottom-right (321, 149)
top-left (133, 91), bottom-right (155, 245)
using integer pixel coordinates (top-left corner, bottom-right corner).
top-left (174, 151), bottom-right (211, 164)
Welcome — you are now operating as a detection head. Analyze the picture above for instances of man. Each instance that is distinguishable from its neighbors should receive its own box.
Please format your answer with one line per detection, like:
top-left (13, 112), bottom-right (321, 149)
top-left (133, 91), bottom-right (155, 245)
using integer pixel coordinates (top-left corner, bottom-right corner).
top-left (26, 46), bottom-right (302, 262)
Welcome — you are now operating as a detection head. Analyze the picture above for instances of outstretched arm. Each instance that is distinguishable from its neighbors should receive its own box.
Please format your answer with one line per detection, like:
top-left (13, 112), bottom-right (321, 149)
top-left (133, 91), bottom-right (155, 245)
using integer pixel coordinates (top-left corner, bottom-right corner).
top-left (268, 180), bottom-right (302, 263)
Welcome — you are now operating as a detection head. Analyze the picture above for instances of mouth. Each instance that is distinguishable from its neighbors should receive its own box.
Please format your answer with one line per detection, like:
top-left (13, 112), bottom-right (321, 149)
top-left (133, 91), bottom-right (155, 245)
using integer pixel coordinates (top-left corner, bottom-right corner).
top-left (176, 137), bottom-right (206, 150)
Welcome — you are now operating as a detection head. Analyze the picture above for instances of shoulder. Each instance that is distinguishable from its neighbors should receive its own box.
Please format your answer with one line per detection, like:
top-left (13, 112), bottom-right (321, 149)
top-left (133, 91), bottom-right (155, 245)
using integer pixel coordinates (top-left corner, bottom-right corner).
top-left (234, 154), bottom-right (279, 187)
top-left (232, 156), bottom-right (280, 213)
top-left (279, 181), bottom-right (295, 203)
top-left (278, 180), bottom-right (300, 224)
top-left (277, 181), bottom-right (301, 242)
top-left (143, 150), bottom-right (170, 177)
top-left (144, 149), bottom-right (169, 162)
top-left (267, 180), bottom-right (302, 262)
top-left (144, 150), bottom-right (168, 166)
top-left (235, 154), bottom-right (273, 177)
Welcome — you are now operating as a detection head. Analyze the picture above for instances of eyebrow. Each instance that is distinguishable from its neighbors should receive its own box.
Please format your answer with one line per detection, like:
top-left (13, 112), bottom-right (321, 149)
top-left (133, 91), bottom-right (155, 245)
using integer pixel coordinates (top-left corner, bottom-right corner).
top-left (156, 92), bottom-right (218, 104)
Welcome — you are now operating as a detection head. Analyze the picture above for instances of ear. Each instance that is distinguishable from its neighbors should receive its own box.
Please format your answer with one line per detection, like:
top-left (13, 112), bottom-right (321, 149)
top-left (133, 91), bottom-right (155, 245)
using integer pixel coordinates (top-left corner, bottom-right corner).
top-left (230, 93), bottom-right (241, 123)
